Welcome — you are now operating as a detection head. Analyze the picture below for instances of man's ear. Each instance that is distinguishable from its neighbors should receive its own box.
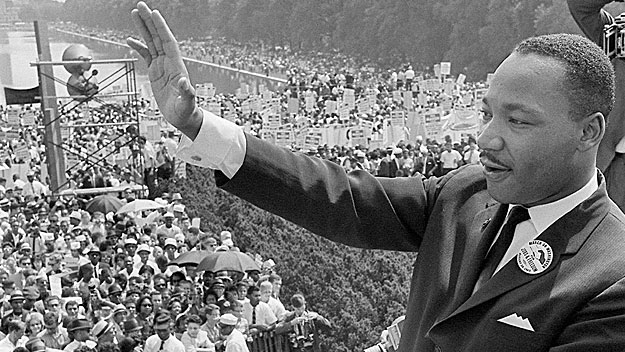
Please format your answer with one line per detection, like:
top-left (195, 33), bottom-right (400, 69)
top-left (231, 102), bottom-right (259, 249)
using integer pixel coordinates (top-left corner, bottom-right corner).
top-left (578, 112), bottom-right (605, 151)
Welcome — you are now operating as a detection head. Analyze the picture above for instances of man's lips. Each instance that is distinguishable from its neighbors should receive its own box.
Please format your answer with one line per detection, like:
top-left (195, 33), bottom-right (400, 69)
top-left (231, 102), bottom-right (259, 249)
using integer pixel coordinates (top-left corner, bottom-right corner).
top-left (480, 157), bottom-right (511, 173)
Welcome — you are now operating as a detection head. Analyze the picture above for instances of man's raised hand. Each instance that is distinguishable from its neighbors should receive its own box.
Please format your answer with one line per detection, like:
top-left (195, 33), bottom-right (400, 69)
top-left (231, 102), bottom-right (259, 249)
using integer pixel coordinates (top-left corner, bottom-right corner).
top-left (126, 1), bottom-right (202, 140)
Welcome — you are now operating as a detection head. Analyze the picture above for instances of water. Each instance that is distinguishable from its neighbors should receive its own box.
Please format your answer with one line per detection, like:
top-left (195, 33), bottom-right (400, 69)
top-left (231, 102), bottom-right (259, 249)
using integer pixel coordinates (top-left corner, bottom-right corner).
top-left (0, 24), bottom-right (286, 106)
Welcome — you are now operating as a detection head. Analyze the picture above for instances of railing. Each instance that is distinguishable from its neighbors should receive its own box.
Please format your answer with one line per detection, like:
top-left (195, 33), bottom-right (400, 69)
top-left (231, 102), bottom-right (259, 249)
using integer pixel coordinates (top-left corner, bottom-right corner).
top-left (248, 331), bottom-right (294, 352)
top-left (248, 320), bottom-right (318, 352)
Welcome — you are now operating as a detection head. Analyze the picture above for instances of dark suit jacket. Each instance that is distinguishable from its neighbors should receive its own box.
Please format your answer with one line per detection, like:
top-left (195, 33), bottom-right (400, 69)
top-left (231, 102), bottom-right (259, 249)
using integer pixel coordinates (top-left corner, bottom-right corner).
top-left (216, 135), bottom-right (625, 352)
top-left (378, 158), bottom-right (399, 178)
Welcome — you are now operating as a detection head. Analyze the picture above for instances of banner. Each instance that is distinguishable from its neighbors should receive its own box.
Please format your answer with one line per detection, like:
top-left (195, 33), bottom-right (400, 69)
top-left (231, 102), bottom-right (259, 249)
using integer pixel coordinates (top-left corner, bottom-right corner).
top-left (4, 86), bottom-right (40, 105)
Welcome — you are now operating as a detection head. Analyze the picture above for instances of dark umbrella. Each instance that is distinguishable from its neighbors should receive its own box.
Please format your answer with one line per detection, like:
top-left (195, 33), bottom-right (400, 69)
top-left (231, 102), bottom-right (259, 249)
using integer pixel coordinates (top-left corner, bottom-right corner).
top-left (85, 194), bottom-right (123, 214)
top-left (168, 250), bottom-right (213, 267)
top-left (196, 251), bottom-right (260, 273)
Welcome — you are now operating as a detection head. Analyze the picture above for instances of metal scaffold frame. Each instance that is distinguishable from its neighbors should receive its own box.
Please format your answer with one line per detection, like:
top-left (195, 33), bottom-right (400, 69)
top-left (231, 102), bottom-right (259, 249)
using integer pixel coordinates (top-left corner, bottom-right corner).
top-left (30, 56), bottom-right (145, 196)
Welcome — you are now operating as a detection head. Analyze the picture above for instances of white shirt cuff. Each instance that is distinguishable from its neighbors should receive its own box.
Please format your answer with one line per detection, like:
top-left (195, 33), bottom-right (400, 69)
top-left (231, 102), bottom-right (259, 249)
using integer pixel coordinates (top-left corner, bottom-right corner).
top-left (175, 108), bottom-right (246, 179)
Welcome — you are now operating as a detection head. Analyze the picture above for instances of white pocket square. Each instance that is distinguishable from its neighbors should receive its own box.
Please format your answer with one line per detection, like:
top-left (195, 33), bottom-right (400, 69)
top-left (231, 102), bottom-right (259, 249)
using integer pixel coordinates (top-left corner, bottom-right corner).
top-left (497, 313), bottom-right (535, 332)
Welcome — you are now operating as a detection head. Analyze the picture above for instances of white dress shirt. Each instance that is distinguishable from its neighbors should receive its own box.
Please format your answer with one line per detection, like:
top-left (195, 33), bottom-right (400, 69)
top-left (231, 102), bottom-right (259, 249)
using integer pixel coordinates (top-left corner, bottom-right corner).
top-left (495, 175), bottom-right (598, 273)
top-left (144, 334), bottom-right (185, 352)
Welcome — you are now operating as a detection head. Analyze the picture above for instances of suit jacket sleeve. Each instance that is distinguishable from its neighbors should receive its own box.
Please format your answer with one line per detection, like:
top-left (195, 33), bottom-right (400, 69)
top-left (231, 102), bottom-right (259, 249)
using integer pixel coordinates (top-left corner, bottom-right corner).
top-left (216, 134), bottom-right (443, 252)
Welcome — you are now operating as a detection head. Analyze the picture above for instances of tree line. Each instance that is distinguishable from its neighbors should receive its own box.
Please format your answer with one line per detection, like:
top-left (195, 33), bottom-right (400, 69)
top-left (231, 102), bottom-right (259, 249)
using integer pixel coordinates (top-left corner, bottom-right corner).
top-left (156, 165), bottom-right (413, 351)
top-left (21, 0), bottom-right (625, 79)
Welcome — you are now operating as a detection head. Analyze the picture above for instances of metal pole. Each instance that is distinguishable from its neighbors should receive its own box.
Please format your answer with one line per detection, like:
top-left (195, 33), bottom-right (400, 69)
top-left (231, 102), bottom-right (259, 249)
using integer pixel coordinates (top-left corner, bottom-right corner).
top-left (34, 21), bottom-right (67, 196)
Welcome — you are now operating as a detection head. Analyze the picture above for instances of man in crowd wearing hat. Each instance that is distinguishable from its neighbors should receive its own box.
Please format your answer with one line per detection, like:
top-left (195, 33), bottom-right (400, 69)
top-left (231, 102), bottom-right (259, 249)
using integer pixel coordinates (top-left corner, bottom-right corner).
top-left (111, 304), bottom-right (128, 344)
top-left (0, 281), bottom-right (15, 316)
top-left (218, 313), bottom-right (249, 352)
top-left (134, 244), bottom-right (158, 273)
top-left (22, 171), bottom-right (46, 199)
top-left (39, 311), bottom-right (69, 350)
top-left (25, 337), bottom-right (47, 352)
top-left (1, 291), bottom-right (29, 334)
top-left (63, 318), bottom-right (96, 352)
top-left (144, 313), bottom-right (184, 352)
top-left (91, 319), bottom-right (116, 344)
top-left (0, 320), bottom-right (25, 351)
top-left (123, 318), bottom-right (144, 346)
top-left (156, 213), bottom-right (181, 239)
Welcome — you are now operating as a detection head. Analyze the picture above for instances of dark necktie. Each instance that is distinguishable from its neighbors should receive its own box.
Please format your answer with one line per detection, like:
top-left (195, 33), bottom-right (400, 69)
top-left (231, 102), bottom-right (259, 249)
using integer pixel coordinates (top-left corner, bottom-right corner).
top-left (474, 206), bottom-right (530, 292)
top-left (252, 305), bottom-right (256, 324)
top-left (159, 338), bottom-right (166, 351)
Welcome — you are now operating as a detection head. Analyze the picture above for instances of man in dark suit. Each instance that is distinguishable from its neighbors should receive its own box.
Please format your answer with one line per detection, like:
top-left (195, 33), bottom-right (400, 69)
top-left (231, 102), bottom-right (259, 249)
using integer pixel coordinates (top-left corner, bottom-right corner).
top-left (128, 3), bottom-right (625, 350)
top-left (378, 147), bottom-right (400, 178)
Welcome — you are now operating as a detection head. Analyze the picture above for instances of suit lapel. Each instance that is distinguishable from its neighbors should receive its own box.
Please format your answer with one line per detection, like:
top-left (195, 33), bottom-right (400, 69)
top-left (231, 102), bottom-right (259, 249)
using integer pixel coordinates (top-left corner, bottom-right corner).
top-left (434, 202), bottom-right (506, 323)
top-left (437, 179), bottom-right (610, 323)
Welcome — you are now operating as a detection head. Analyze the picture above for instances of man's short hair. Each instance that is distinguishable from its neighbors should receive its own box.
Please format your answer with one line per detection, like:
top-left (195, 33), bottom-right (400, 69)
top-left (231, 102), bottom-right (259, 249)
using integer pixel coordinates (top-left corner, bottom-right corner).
top-left (7, 320), bottom-right (25, 333)
top-left (186, 314), bottom-right (202, 325)
top-left (514, 33), bottom-right (615, 122)
top-left (247, 285), bottom-right (260, 295)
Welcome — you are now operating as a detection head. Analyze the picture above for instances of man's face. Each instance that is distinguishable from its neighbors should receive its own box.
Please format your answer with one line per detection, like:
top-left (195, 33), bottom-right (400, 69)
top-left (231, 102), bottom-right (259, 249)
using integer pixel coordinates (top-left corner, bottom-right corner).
top-left (248, 290), bottom-right (261, 306)
top-left (152, 294), bottom-right (163, 309)
top-left (260, 286), bottom-right (272, 303)
top-left (139, 251), bottom-right (149, 263)
top-left (47, 298), bottom-right (60, 312)
top-left (89, 252), bottom-right (101, 265)
top-left (187, 322), bottom-right (200, 338)
top-left (126, 245), bottom-right (137, 256)
top-left (156, 326), bottom-right (171, 340)
top-left (10, 326), bottom-right (24, 340)
top-left (20, 258), bottom-right (31, 269)
top-left (10, 299), bottom-right (23, 312)
top-left (478, 53), bottom-right (587, 206)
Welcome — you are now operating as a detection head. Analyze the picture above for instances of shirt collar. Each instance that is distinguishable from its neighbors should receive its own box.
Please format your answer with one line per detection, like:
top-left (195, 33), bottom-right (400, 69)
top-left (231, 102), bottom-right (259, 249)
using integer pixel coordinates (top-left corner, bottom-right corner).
top-left (516, 175), bottom-right (598, 234)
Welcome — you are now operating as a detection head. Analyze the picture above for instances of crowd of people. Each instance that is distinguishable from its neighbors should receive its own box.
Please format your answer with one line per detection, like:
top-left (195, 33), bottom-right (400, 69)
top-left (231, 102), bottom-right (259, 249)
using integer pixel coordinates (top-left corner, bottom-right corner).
top-left (44, 23), bottom-right (487, 183)
top-left (0, 21), bottom-right (487, 352)
top-left (0, 186), bottom-right (332, 352)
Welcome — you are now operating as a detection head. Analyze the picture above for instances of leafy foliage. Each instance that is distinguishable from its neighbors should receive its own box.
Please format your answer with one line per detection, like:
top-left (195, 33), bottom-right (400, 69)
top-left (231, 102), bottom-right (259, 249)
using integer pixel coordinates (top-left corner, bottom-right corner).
top-left (157, 165), bottom-right (414, 351)
top-left (57, 0), bottom-right (625, 79)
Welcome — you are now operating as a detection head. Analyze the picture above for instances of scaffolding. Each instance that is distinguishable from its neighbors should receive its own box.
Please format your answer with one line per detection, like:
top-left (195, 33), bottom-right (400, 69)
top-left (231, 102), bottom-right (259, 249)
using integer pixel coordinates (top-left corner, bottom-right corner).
top-left (30, 57), bottom-right (145, 196)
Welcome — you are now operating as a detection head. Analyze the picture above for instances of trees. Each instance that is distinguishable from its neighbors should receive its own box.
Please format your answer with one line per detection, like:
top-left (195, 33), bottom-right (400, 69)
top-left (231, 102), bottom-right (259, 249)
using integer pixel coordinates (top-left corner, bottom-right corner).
top-left (158, 166), bottom-right (414, 351)
top-left (61, 0), bottom-right (625, 79)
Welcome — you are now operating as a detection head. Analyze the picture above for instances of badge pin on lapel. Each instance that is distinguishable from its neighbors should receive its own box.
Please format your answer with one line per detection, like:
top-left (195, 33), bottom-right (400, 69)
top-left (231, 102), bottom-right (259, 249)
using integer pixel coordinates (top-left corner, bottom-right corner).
top-left (517, 240), bottom-right (553, 274)
top-left (481, 218), bottom-right (491, 231)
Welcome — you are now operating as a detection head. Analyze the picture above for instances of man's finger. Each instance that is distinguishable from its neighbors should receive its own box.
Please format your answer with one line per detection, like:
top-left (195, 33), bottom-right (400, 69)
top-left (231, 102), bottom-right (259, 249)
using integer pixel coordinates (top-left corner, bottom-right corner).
top-left (131, 7), bottom-right (157, 59)
top-left (126, 38), bottom-right (152, 67)
top-left (137, 2), bottom-right (164, 56)
top-left (151, 9), bottom-right (180, 58)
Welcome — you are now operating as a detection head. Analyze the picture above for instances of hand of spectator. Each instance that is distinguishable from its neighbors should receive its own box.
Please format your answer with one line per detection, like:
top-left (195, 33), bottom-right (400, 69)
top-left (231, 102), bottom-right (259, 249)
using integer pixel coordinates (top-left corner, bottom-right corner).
top-left (127, 1), bottom-right (203, 140)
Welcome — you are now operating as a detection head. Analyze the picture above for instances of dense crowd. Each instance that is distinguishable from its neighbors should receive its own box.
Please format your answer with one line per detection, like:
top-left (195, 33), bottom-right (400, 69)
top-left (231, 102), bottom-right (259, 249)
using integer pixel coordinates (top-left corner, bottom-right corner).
top-left (0, 187), bottom-right (332, 352)
top-left (0, 22), bottom-right (490, 352)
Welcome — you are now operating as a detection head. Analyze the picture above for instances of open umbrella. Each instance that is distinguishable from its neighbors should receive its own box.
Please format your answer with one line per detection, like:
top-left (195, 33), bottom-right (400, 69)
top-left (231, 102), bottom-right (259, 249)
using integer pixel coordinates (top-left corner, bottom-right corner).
top-left (85, 194), bottom-right (123, 214)
top-left (117, 199), bottom-right (166, 214)
top-left (168, 250), bottom-right (212, 267)
top-left (196, 251), bottom-right (260, 273)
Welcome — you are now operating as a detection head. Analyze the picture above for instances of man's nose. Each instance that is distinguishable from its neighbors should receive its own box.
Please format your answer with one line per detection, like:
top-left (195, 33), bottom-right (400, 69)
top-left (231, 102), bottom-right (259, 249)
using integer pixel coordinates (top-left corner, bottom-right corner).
top-left (477, 119), bottom-right (504, 151)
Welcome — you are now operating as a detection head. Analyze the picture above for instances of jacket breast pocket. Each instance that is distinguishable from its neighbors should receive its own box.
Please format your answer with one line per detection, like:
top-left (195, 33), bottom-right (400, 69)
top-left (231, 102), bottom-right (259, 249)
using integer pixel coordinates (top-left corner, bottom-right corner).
top-left (475, 319), bottom-right (554, 352)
